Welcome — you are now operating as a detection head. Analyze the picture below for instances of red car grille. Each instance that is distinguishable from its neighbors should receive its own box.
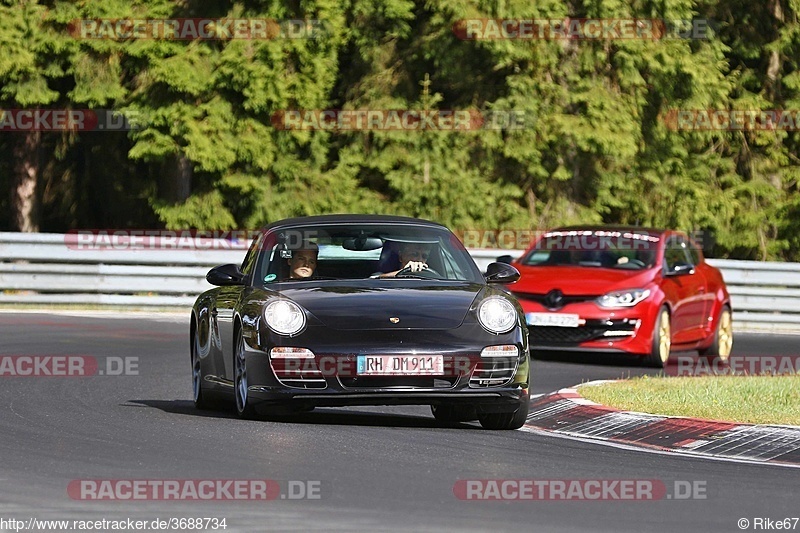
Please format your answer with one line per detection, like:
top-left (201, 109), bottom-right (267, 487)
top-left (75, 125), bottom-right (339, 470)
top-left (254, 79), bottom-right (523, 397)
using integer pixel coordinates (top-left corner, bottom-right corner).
top-left (528, 320), bottom-right (637, 345)
top-left (511, 291), bottom-right (596, 310)
top-left (528, 326), bottom-right (605, 344)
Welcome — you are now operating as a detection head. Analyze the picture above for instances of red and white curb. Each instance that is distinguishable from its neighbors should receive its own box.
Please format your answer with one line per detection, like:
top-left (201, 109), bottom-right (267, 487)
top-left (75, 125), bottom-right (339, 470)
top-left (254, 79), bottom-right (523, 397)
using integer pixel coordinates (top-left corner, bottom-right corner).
top-left (522, 382), bottom-right (800, 468)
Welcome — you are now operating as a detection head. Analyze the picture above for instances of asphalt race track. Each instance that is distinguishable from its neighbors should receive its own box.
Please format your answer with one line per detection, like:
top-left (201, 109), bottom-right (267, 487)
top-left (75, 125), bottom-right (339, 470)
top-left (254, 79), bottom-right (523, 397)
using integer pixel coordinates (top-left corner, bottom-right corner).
top-left (0, 312), bottom-right (798, 532)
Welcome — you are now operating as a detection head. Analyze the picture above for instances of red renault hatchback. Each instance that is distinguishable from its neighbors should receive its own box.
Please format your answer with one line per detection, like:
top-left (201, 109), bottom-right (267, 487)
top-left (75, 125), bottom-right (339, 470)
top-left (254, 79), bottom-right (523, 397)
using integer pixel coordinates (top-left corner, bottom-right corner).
top-left (505, 226), bottom-right (733, 367)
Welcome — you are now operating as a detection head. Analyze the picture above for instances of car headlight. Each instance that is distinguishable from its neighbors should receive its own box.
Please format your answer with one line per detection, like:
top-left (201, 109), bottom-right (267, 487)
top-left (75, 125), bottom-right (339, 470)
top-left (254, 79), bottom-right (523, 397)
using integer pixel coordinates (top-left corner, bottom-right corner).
top-left (263, 300), bottom-right (306, 336)
top-left (596, 289), bottom-right (651, 308)
top-left (478, 297), bottom-right (517, 334)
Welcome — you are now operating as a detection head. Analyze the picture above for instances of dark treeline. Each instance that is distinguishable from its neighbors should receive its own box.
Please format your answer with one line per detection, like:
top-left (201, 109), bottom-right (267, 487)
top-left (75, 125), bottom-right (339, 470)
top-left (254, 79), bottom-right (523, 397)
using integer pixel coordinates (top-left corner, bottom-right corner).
top-left (1, 0), bottom-right (798, 260)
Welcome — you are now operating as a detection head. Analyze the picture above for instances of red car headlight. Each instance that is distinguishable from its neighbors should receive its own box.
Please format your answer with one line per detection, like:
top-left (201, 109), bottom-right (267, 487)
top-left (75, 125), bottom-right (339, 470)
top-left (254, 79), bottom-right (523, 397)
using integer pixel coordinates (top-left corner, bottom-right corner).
top-left (596, 289), bottom-right (651, 309)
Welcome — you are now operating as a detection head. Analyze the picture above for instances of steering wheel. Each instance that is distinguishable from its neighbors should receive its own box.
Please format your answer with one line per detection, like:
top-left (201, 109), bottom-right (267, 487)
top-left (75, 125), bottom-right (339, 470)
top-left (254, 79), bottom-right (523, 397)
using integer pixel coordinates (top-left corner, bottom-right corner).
top-left (395, 265), bottom-right (442, 278)
top-left (614, 258), bottom-right (646, 269)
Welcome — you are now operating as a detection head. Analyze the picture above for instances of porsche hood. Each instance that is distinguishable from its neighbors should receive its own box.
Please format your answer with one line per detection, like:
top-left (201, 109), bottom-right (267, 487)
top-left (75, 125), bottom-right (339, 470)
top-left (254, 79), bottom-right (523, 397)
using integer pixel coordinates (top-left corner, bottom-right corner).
top-left (261, 282), bottom-right (491, 330)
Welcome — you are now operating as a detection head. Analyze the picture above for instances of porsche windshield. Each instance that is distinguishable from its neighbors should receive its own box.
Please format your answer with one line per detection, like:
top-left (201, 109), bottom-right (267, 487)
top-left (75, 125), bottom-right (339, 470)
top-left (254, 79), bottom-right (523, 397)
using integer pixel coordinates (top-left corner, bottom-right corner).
top-left (255, 223), bottom-right (482, 285)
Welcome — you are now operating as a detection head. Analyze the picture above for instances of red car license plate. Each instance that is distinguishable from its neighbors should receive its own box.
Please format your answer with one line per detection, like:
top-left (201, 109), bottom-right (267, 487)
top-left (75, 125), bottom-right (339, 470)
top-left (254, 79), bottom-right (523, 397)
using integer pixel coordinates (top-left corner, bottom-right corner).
top-left (526, 312), bottom-right (581, 327)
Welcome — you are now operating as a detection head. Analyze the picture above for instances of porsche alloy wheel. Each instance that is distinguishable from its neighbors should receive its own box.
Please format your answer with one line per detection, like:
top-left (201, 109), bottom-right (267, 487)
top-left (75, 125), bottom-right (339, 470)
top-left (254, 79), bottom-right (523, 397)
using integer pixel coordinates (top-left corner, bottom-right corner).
top-left (700, 306), bottom-right (733, 361)
top-left (234, 332), bottom-right (256, 418)
top-left (645, 307), bottom-right (671, 368)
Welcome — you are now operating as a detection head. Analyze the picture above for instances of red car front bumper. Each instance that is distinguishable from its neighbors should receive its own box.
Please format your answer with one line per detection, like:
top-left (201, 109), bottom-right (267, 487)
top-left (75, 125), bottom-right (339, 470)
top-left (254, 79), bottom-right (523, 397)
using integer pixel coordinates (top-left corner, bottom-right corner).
top-left (513, 296), bottom-right (659, 356)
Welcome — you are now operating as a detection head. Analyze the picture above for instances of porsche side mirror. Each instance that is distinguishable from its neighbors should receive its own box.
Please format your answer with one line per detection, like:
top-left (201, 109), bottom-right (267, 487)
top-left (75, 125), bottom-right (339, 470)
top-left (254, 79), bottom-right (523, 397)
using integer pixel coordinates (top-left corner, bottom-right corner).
top-left (496, 255), bottom-right (515, 265)
top-left (484, 262), bottom-right (520, 284)
top-left (207, 264), bottom-right (245, 286)
top-left (666, 263), bottom-right (694, 277)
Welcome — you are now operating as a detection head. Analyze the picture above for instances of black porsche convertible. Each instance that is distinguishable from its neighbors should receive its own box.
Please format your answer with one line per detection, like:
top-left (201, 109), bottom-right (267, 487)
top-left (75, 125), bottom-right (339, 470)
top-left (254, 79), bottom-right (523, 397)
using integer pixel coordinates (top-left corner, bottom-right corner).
top-left (190, 214), bottom-right (530, 430)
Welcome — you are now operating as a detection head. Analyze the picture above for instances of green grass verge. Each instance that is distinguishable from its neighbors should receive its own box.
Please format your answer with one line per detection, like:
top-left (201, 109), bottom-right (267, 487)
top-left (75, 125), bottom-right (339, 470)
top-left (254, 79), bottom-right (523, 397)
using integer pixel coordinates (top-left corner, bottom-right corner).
top-left (579, 375), bottom-right (800, 426)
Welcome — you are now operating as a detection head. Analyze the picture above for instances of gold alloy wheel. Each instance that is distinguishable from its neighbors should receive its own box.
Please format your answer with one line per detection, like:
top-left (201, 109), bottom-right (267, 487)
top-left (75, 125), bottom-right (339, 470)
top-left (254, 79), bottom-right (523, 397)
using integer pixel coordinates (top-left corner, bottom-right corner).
top-left (658, 309), bottom-right (671, 364)
top-left (717, 308), bottom-right (733, 361)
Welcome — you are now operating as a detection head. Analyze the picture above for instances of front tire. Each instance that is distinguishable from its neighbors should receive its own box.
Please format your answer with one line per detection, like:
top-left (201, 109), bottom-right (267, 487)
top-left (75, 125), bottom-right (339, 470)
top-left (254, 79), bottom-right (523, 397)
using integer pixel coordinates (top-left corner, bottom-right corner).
top-left (644, 307), bottom-right (671, 368)
top-left (192, 331), bottom-right (212, 410)
top-left (699, 305), bottom-right (733, 360)
top-left (431, 404), bottom-right (477, 426)
top-left (477, 396), bottom-right (529, 430)
top-left (234, 330), bottom-right (257, 419)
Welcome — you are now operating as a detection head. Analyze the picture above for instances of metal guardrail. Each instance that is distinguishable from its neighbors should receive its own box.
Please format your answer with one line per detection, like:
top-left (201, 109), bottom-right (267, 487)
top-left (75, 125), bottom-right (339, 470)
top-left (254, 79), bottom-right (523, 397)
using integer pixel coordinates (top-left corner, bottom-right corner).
top-left (0, 232), bottom-right (241, 307)
top-left (1, 233), bottom-right (798, 332)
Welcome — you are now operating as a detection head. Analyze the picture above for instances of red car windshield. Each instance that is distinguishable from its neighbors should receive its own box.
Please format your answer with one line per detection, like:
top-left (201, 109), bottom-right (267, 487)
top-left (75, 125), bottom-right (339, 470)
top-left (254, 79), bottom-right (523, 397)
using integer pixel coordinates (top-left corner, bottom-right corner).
top-left (520, 230), bottom-right (659, 270)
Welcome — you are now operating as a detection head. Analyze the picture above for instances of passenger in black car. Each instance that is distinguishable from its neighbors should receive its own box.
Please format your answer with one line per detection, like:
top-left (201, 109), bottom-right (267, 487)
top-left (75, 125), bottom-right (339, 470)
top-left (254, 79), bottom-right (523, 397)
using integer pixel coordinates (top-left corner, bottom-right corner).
top-left (287, 241), bottom-right (318, 279)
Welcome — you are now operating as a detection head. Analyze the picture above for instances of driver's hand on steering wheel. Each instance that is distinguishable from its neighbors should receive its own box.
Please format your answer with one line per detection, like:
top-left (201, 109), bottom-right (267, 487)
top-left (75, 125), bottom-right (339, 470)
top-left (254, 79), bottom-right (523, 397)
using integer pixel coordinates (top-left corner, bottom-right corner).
top-left (373, 261), bottom-right (428, 278)
top-left (402, 260), bottom-right (428, 273)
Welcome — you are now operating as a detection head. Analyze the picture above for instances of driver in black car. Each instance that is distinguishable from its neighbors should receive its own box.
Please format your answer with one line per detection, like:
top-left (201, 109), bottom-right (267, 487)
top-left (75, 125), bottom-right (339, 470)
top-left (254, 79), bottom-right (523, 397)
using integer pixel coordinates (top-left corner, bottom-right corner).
top-left (376, 242), bottom-right (432, 278)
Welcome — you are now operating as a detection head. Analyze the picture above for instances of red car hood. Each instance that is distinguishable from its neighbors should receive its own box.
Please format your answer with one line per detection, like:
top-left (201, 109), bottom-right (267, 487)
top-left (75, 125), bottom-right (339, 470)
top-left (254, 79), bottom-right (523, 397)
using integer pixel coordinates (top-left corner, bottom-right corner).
top-left (510, 264), bottom-right (658, 296)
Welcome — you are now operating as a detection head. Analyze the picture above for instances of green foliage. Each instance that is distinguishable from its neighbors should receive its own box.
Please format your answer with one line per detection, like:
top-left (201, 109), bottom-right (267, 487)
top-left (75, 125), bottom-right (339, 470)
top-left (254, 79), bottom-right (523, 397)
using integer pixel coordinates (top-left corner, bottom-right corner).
top-left (0, 1), bottom-right (60, 105)
top-left (152, 189), bottom-right (237, 229)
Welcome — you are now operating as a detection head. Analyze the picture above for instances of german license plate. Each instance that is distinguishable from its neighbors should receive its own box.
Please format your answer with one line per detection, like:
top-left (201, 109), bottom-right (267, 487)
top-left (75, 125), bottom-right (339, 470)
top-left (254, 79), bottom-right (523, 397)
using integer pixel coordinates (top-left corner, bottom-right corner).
top-left (357, 355), bottom-right (444, 376)
top-left (525, 312), bottom-right (580, 327)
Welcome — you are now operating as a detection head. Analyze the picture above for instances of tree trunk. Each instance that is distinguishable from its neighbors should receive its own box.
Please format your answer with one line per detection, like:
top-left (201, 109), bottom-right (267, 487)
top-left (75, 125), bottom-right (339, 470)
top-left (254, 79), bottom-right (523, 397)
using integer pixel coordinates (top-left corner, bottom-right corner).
top-left (10, 131), bottom-right (41, 232)
top-left (161, 152), bottom-right (193, 203)
top-left (526, 187), bottom-right (537, 220)
top-left (765, 0), bottom-right (784, 95)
